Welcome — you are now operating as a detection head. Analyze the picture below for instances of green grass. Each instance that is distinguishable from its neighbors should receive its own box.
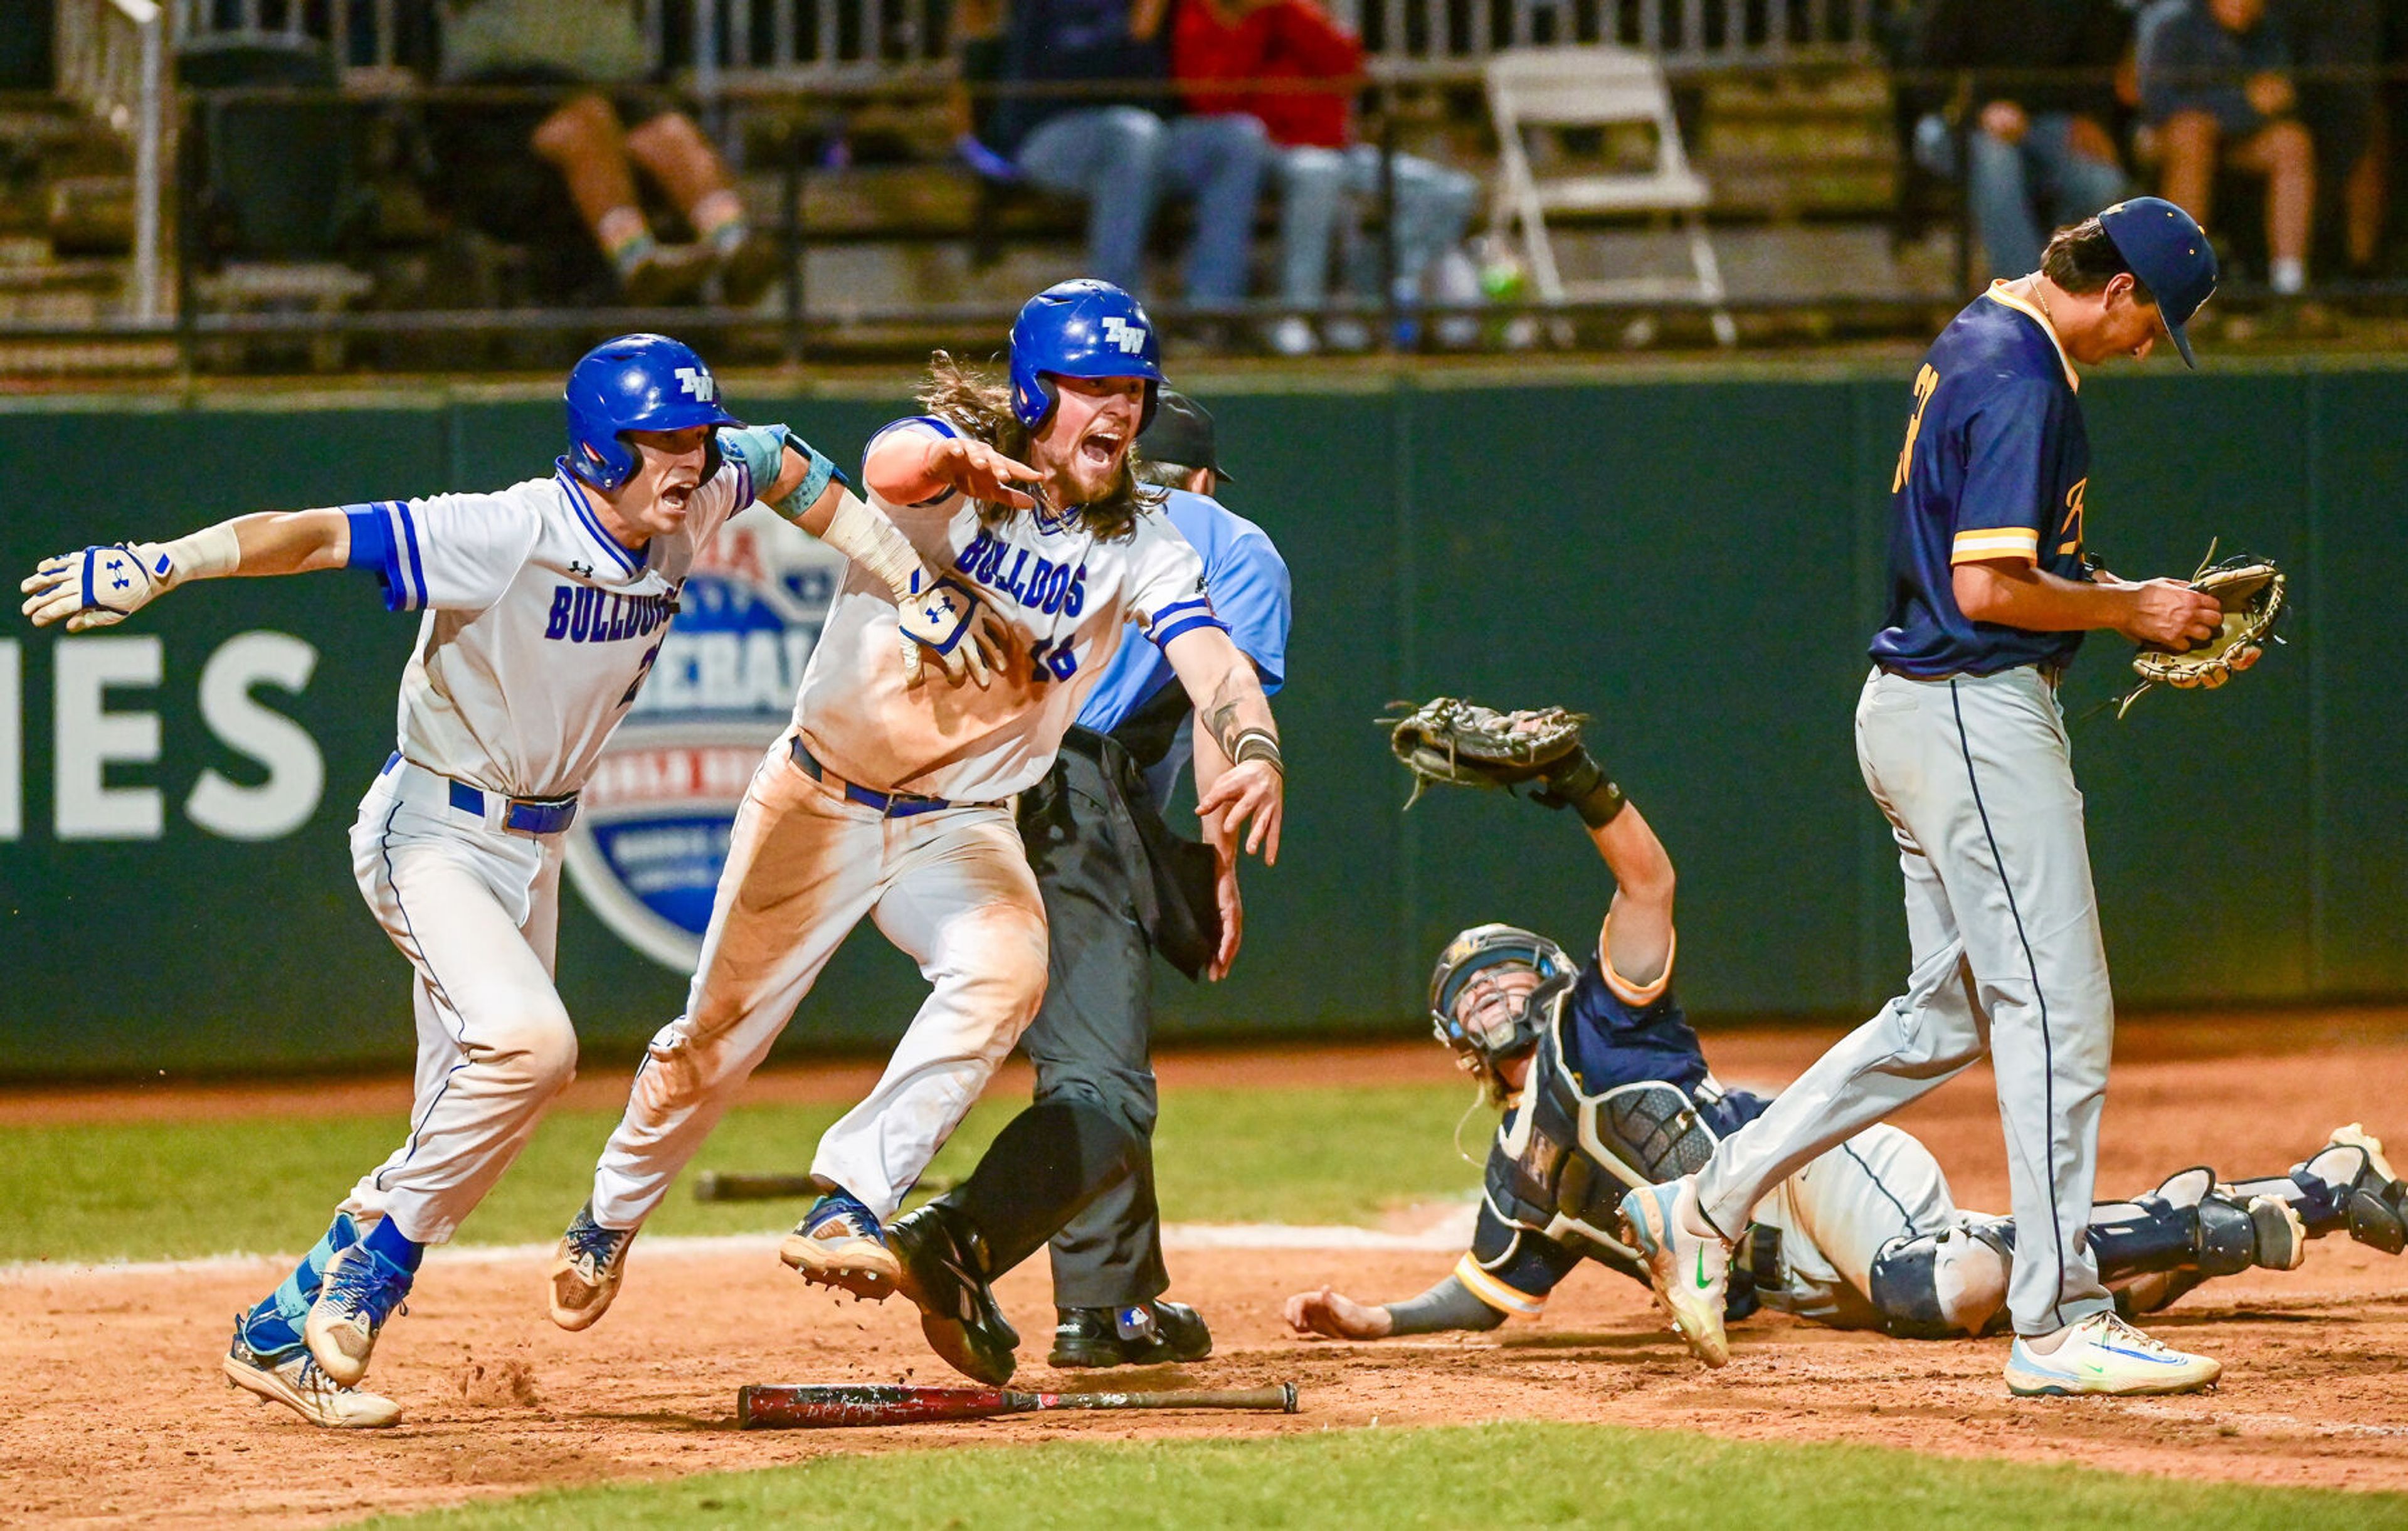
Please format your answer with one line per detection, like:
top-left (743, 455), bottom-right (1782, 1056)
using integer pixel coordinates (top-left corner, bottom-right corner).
top-left (0, 1081), bottom-right (1491, 1264)
top-left (356, 1421), bottom-right (2408, 1530)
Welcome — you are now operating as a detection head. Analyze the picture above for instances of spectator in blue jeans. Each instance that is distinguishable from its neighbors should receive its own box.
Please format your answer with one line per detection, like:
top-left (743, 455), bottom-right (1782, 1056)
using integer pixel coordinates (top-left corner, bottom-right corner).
top-left (1914, 0), bottom-right (2132, 279)
top-left (966, 0), bottom-right (1269, 310)
top-left (1175, 0), bottom-right (1480, 352)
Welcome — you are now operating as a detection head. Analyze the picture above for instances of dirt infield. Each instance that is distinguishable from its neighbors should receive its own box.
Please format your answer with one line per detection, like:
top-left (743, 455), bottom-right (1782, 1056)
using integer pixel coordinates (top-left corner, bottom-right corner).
top-left (6, 1017), bottom-right (2407, 1527)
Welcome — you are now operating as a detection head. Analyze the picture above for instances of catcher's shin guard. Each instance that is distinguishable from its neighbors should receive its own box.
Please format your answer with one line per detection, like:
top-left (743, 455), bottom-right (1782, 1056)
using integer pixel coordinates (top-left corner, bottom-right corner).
top-left (2089, 1167), bottom-right (2305, 1287)
top-left (2291, 1129), bottom-right (2408, 1254)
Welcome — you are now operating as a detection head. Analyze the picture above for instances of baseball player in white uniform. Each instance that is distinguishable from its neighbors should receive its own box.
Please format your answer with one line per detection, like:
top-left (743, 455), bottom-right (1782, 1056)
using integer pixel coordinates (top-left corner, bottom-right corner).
top-left (19, 334), bottom-right (993, 1429)
top-left (551, 281), bottom-right (1287, 1340)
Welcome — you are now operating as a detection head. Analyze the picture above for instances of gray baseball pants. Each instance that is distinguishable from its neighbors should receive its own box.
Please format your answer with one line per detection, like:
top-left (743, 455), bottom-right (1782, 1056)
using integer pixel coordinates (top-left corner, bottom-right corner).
top-left (1696, 664), bottom-right (2116, 1337)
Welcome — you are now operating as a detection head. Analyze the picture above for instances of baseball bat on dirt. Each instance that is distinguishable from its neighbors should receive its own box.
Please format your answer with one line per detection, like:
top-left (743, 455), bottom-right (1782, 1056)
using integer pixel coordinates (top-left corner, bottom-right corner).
top-left (695, 1172), bottom-right (957, 1202)
top-left (737, 1382), bottom-right (1301, 1429)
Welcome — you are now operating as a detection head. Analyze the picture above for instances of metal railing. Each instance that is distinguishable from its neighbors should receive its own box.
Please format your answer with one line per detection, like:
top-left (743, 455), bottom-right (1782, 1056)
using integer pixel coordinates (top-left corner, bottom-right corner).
top-left (169, 0), bottom-right (1878, 86)
top-left (176, 0), bottom-right (409, 71)
top-left (56, 0), bottom-right (168, 320)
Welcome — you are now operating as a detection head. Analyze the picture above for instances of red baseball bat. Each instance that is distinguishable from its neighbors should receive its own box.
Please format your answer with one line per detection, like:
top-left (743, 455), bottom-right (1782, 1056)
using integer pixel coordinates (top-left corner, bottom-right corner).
top-left (737, 1381), bottom-right (1301, 1429)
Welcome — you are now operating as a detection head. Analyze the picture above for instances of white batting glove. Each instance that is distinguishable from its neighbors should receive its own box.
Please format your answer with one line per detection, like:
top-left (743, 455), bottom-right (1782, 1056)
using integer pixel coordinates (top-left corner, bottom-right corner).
top-left (20, 542), bottom-right (173, 630)
top-left (894, 571), bottom-right (1006, 690)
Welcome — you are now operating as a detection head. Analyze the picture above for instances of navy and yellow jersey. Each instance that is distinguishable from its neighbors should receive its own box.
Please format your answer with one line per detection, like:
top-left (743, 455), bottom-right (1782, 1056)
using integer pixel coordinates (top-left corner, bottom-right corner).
top-left (1869, 282), bottom-right (2094, 680)
top-left (1556, 931), bottom-right (1709, 1101)
top-left (1459, 933), bottom-right (1768, 1316)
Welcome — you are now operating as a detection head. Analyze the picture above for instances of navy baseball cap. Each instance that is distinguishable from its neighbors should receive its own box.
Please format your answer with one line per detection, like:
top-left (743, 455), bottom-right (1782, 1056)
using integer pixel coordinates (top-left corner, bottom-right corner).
top-left (2098, 197), bottom-right (2217, 369)
top-left (1138, 389), bottom-right (1231, 482)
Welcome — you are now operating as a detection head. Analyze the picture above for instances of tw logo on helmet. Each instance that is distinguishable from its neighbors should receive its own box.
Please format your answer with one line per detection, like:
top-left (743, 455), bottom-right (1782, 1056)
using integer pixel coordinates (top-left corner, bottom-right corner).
top-left (674, 366), bottom-right (717, 402)
top-left (1101, 316), bottom-right (1148, 354)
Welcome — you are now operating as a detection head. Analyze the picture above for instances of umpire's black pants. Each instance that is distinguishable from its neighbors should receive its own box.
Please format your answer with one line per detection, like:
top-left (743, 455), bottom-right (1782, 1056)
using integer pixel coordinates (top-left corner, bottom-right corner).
top-left (1015, 736), bottom-right (1174, 1309)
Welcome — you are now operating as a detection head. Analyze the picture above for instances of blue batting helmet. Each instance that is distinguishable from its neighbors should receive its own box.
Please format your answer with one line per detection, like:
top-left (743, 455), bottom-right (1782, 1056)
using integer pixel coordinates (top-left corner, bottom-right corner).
top-left (1008, 279), bottom-right (1164, 435)
top-left (562, 333), bottom-right (743, 490)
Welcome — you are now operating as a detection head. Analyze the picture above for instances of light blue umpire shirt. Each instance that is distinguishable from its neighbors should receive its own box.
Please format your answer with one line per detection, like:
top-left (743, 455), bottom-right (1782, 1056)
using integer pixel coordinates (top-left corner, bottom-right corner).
top-left (1075, 486), bottom-right (1292, 806)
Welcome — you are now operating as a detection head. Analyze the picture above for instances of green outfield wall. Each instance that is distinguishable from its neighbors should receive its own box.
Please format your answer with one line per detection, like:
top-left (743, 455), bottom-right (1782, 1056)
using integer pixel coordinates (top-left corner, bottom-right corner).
top-left (1, 363), bottom-right (2401, 1079)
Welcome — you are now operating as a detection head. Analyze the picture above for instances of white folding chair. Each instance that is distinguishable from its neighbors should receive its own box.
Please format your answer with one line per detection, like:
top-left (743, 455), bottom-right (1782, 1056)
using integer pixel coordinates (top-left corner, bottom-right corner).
top-left (1486, 46), bottom-right (1737, 346)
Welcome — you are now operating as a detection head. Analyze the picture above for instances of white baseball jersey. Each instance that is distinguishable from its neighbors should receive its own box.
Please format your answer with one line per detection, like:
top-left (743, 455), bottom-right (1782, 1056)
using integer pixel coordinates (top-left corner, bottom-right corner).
top-left (791, 416), bottom-right (1222, 803)
top-left (345, 459), bottom-right (757, 800)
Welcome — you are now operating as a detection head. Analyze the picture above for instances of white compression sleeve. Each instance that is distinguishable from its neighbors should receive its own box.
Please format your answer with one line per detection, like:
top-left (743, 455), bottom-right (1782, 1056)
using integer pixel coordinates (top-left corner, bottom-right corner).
top-left (147, 523), bottom-right (241, 588)
top-left (815, 489), bottom-right (927, 598)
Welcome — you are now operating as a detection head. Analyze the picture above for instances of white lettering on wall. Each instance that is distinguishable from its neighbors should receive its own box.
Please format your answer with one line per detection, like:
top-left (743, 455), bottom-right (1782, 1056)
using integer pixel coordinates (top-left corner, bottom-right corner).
top-left (53, 635), bottom-right (162, 840)
top-left (187, 632), bottom-right (324, 841)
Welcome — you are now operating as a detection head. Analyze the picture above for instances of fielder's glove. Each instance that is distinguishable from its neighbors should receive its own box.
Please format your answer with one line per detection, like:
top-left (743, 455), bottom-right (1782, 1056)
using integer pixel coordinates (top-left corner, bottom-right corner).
top-left (2115, 549), bottom-right (2287, 719)
top-left (1378, 696), bottom-right (1625, 825)
top-left (20, 542), bottom-right (176, 631)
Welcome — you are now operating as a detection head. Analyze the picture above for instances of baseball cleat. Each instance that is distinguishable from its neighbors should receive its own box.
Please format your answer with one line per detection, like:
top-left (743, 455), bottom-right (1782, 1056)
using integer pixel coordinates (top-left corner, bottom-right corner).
top-left (1050, 1301), bottom-right (1214, 1369)
top-left (549, 1201), bottom-right (638, 1332)
top-left (305, 1242), bottom-right (414, 1387)
top-left (224, 1316), bottom-right (401, 1429)
top-left (2004, 1312), bottom-right (2221, 1397)
top-left (779, 1190), bottom-right (901, 1298)
top-left (1619, 1177), bottom-right (1731, 1369)
top-left (889, 1204), bottom-right (1020, 1385)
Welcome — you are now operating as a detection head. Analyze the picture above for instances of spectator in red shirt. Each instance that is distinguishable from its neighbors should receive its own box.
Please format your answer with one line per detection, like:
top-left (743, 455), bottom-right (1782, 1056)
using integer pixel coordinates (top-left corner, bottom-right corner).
top-left (1175, 0), bottom-right (1478, 351)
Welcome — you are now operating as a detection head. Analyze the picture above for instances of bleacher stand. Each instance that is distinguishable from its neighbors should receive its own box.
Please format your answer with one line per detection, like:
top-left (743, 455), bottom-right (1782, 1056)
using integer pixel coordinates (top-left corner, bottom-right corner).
top-left (2137, 0), bottom-right (2316, 294)
top-left (961, 0), bottom-right (1270, 314)
top-left (1174, 0), bottom-right (1481, 353)
top-left (431, 0), bottom-right (780, 307)
top-left (1909, 0), bottom-right (2130, 281)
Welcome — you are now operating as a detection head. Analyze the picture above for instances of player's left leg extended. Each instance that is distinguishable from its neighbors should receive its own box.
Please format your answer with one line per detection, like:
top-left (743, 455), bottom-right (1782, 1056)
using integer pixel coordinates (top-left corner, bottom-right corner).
top-left (278, 771), bottom-right (581, 1397)
top-left (808, 805), bottom-right (1050, 1227)
top-left (2100, 1126), bottom-right (2408, 1316)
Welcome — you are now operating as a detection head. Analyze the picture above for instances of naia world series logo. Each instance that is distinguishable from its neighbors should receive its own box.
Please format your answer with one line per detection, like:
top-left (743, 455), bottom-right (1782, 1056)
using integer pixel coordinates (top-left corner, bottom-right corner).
top-left (561, 505), bottom-right (842, 969)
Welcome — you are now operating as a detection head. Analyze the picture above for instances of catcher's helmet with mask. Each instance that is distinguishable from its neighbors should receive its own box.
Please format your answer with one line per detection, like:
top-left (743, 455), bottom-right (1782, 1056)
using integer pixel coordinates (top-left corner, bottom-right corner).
top-left (1429, 924), bottom-right (1578, 1088)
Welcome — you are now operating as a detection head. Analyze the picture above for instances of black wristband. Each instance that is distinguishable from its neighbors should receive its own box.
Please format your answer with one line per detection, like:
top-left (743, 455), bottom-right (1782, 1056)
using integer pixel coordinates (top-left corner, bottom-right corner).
top-left (1535, 748), bottom-right (1625, 829)
top-left (1232, 728), bottom-right (1284, 775)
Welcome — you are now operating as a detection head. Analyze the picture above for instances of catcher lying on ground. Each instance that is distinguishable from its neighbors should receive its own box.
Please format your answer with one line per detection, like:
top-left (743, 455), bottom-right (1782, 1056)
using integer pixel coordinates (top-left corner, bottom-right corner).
top-left (1287, 702), bottom-right (2403, 1349)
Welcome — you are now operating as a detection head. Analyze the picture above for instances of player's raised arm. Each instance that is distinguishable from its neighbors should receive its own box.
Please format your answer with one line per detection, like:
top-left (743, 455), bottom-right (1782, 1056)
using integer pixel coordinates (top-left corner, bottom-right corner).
top-left (1587, 796), bottom-right (1676, 997)
top-left (717, 420), bottom-right (1006, 689)
top-left (20, 507), bottom-right (355, 631)
top-left (862, 416), bottom-right (1038, 511)
top-left (1163, 624), bottom-right (1284, 864)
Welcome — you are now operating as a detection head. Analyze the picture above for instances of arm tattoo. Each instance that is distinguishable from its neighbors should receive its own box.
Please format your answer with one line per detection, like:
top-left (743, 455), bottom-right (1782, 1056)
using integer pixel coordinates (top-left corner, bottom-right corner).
top-left (1205, 697), bottom-right (1244, 759)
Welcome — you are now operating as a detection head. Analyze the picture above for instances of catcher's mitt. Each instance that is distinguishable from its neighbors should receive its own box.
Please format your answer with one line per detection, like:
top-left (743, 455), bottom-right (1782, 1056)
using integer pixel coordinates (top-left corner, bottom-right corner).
top-left (2115, 546), bottom-right (2287, 719)
top-left (1379, 697), bottom-right (1590, 808)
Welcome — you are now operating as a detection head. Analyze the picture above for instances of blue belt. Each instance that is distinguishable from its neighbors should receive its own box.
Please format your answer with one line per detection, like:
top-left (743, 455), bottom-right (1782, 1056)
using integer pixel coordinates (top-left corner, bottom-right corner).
top-left (383, 751), bottom-right (579, 835)
top-left (788, 736), bottom-right (953, 818)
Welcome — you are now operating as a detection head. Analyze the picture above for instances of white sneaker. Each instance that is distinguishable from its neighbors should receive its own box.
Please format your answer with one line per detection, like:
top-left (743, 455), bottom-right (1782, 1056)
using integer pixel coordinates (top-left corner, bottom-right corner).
top-left (1617, 1177), bottom-right (1731, 1368)
top-left (224, 1320), bottom-right (401, 1428)
top-left (2004, 1311), bottom-right (2221, 1397)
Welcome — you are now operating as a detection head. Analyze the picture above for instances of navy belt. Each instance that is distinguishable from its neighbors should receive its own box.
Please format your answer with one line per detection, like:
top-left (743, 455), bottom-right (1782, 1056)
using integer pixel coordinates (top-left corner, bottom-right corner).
top-left (788, 736), bottom-right (953, 818)
top-left (450, 780), bottom-right (579, 836)
top-left (383, 751), bottom-right (579, 835)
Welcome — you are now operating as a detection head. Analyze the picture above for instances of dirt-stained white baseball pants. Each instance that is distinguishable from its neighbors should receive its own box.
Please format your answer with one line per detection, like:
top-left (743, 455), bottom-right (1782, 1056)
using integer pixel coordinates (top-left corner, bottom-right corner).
top-left (1696, 664), bottom-right (2116, 1337)
top-left (590, 733), bottom-right (1048, 1226)
top-left (342, 758), bottom-right (579, 1246)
